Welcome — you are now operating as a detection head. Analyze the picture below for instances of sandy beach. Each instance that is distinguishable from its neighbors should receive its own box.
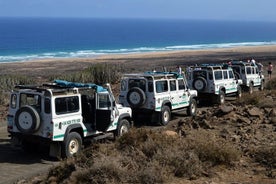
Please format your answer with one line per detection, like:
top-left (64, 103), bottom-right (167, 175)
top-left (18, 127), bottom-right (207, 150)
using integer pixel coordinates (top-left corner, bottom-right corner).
top-left (0, 45), bottom-right (275, 79)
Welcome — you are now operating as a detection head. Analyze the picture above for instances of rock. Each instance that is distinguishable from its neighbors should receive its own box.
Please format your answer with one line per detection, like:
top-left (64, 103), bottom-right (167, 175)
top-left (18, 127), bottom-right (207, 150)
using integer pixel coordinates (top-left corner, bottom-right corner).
top-left (201, 119), bottom-right (213, 129)
top-left (269, 108), bottom-right (276, 117)
top-left (247, 107), bottom-right (263, 117)
top-left (162, 130), bottom-right (178, 137)
top-left (220, 105), bottom-right (234, 114)
top-left (237, 117), bottom-right (251, 124)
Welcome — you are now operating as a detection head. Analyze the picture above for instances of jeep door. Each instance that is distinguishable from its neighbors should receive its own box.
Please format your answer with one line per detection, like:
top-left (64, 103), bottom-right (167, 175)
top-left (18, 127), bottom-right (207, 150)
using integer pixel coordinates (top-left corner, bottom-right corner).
top-left (95, 92), bottom-right (114, 132)
top-left (246, 66), bottom-right (261, 86)
top-left (170, 79), bottom-right (189, 109)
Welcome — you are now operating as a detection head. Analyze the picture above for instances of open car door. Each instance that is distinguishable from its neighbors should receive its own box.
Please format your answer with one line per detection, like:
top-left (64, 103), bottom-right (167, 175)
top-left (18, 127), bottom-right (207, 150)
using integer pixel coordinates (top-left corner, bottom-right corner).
top-left (95, 93), bottom-right (112, 132)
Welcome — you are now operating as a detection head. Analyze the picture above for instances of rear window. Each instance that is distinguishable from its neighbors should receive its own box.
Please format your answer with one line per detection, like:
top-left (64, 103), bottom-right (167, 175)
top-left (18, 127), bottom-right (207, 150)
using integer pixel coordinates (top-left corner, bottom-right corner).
top-left (20, 93), bottom-right (41, 111)
top-left (128, 79), bottom-right (146, 91)
top-left (193, 70), bottom-right (207, 79)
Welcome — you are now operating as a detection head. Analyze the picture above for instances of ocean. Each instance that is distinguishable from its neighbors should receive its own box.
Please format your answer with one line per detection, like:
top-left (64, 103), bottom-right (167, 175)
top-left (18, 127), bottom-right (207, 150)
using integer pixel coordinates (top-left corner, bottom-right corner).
top-left (0, 17), bottom-right (276, 63)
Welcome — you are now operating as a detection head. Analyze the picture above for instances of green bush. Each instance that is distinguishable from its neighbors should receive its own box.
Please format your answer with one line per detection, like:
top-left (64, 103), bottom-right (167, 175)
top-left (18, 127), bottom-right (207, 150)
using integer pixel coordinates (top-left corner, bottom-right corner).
top-left (49, 63), bottom-right (124, 85)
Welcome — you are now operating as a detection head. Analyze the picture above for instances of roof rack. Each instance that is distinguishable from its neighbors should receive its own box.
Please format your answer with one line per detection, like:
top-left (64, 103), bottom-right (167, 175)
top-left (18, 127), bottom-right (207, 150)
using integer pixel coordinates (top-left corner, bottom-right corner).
top-left (123, 71), bottom-right (182, 79)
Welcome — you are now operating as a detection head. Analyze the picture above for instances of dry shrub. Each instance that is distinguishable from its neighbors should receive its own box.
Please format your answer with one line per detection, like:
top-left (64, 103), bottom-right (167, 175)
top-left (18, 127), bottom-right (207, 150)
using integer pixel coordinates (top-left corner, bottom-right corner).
top-left (236, 93), bottom-right (261, 106)
top-left (186, 130), bottom-right (241, 166)
top-left (266, 77), bottom-right (276, 90)
top-left (47, 160), bottom-right (76, 183)
top-left (253, 146), bottom-right (276, 168)
top-left (44, 128), bottom-right (241, 183)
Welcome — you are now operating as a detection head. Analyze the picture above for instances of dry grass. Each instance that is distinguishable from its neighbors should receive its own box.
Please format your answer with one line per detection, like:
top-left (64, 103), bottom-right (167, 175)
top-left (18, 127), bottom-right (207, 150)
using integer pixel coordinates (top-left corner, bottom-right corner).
top-left (41, 128), bottom-right (240, 184)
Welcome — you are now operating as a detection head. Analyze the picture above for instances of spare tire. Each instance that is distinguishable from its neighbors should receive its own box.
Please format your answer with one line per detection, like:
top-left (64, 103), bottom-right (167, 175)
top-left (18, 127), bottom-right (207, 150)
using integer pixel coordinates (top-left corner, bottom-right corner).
top-left (15, 105), bottom-right (41, 134)
top-left (127, 87), bottom-right (146, 108)
top-left (193, 77), bottom-right (207, 91)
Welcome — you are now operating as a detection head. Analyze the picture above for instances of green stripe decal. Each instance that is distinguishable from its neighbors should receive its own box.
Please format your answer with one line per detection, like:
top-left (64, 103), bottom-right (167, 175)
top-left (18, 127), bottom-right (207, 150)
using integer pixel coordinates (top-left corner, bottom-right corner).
top-left (54, 129), bottom-right (87, 139)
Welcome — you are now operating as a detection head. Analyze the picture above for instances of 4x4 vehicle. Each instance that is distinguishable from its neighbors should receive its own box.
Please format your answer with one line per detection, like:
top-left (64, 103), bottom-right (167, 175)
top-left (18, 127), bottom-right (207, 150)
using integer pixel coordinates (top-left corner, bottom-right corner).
top-left (231, 61), bottom-right (265, 93)
top-left (119, 71), bottom-right (198, 126)
top-left (7, 80), bottom-right (132, 158)
top-left (187, 64), bottom-right (242, 104)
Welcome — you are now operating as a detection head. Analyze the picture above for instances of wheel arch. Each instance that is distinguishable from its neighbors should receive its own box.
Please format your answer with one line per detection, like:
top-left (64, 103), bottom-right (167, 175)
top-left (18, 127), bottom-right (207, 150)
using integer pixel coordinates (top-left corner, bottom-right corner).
top-left (118, 113), bottom-right (132, 125)
top-left (161, 100), bottom-right (172, 110)
top-left (219, 87), bottom-right (226, 93)
top-left (64, 124), bottom-right (84, 140)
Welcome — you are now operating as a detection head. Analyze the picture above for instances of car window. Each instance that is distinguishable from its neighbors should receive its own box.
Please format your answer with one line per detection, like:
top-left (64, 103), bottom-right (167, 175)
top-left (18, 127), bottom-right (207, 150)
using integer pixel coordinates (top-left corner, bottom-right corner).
top-left (129, 79), bottom-right (146, 91)
top-left (55, 96), bottom-right (79, 114)
top-left (178, 79), bottom-right (185, 90)
top-left (156, 80), bottom-right (168, 93)
top-left (246, 67), bottom-right (252, 74)
top-left (208, 71), bottom-right (213, 80)
top-left (170, 80), bottom-right (176, 91)
top-left (98, 93), bottom-right (111, 109)
top-left (20, 93), bottom-right (41, 111)
top-left (229, 71), bottom-right (234, 79)
top-left (214, 71), bottom-right (223, 80)
top-left (223, 71), bottom-right (228, 79)
top-left (193, 70), bottom-right (207, 79)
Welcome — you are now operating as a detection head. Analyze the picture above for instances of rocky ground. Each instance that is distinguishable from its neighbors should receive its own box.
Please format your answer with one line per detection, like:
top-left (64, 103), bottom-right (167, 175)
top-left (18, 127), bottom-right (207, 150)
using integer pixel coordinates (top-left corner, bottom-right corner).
top-left (168, 91), bottom-right (276, 183)
top-left (1, 46), bottom-right (275, 183)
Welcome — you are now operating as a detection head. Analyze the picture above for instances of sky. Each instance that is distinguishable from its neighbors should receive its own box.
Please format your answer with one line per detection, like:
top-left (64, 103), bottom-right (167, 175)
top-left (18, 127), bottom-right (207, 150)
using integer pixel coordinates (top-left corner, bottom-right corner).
top-left (0, 0), bottom-right (276, 22)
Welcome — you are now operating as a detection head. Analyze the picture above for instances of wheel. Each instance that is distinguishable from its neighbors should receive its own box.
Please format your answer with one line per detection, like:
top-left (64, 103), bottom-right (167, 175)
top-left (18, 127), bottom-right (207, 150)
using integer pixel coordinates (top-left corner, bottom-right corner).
top-left (159, 106), bottom-right (171, 126)
top-left (114, 119), bottom-right (130, 137)
top-left (216, 90), bottom-right (225, 105)
top-left (127, 87), bottom-right (146, 108)
top-left (62, 132), bottom-right (82, 158)
top-left (193, 77), bottom-right (207, 91)
top-left (248, 83), bottom-right (253, 94)
top-left (14, 106), bottom-right (40, 134)
top-left (187, 98), bottom-right (197, 116)
top-left (236, 85), bottom-right (242, 98)
top-left (259, 80), bottom-right (264, 91)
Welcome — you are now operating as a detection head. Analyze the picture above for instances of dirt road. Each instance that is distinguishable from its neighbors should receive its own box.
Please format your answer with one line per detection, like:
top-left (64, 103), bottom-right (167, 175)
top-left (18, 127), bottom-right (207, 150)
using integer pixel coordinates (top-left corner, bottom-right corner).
top-left (0, 125), bottom-right (58, 184)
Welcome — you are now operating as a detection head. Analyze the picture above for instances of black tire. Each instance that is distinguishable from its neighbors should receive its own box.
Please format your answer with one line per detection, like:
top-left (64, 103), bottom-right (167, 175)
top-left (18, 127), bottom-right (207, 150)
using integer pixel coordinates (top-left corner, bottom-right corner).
top-left (236, 85), bottom-right (242, 98)
top-left (193, 77), bottom-right (207, 91)
top-left (127, 87), bottom-right (146, 108)
top-left (62, 132), bottom-right (82, 158)
top-left (159, 105), bottom-right (171, 126)
top-left (259, 80), bottom-right (264, 91)
top-left (14, 105), bottom-right (40, 134)
top-left (248, 83), bottom-right (253, 94)
top-left (187, 98), bottom-right (197, 116)
top-left (114, 119), bottom-right (130, 137)
top-left (216, 90), bottom-right (225, 105)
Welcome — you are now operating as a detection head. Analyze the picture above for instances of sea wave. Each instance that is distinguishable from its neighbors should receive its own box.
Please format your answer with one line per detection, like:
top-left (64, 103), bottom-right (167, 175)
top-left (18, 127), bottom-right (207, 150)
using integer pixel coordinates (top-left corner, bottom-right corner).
top-left (0, 41), bottom-right (276, 63)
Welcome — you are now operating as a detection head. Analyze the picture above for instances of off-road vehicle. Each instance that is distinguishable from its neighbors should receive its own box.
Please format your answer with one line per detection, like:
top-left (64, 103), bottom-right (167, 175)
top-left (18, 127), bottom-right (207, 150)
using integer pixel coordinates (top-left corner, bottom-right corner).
top-left (7, 80), bottom-right (132, 158)
top-left (187, 64), bottom-right (242, 104)
top-left (231, 61), bottom-right (265, 93)
top-left (119, 71), bottom-right (198, 126)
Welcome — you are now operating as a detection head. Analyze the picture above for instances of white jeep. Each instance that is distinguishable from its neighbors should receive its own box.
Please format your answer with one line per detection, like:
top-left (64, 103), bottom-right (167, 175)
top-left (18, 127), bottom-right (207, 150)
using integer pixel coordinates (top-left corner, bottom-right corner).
top-left (7, 80), bottom-right (132, 158)
top-left (187, 64), bottom-right (242, 104)
top-left (119, 72), bottom-right (198, 126)
top-left (231, 61), bottom-right (265, 93)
